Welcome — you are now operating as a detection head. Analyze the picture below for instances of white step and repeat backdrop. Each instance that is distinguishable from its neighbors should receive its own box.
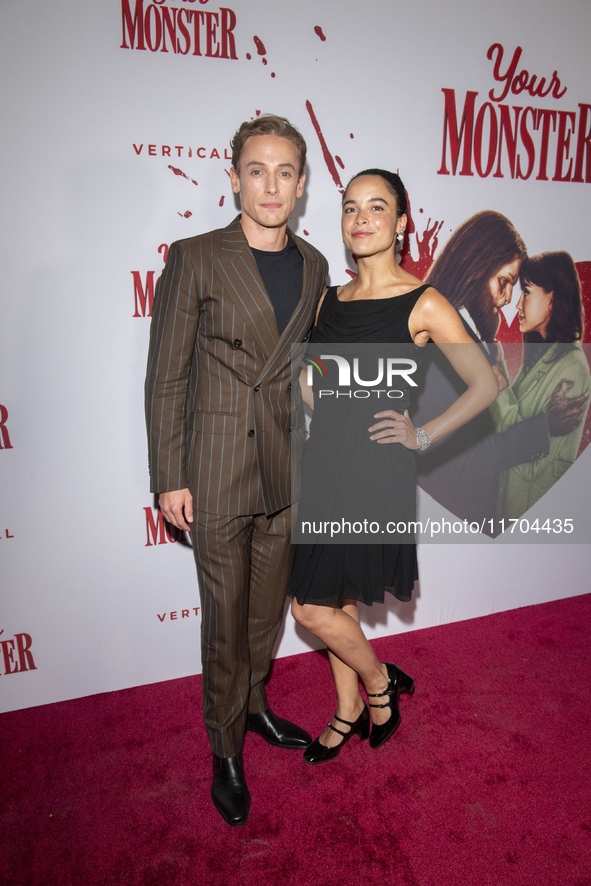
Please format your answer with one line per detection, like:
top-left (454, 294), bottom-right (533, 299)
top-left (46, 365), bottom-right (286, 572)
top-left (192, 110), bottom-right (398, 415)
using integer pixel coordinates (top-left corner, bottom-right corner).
top-left (2, 0), bottom-right (590, 712)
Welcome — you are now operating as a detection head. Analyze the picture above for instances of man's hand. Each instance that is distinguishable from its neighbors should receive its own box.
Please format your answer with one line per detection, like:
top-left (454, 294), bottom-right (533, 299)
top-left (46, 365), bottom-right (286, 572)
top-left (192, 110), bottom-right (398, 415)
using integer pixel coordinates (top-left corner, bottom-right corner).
top-left (546, 381), bottom-right (589, 437)
top-left (490, 341), bottom-right (504, 365)
top-left (491, 363), bottom-right (508, 392)
top-left (158, 488), bottom-right (194, 531)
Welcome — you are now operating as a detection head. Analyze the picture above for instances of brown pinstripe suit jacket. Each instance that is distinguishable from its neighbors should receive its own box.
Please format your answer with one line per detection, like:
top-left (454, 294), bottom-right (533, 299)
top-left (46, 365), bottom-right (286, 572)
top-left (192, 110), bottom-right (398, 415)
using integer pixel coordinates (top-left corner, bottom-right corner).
top-left (145, 215), bottom-right (328, 516)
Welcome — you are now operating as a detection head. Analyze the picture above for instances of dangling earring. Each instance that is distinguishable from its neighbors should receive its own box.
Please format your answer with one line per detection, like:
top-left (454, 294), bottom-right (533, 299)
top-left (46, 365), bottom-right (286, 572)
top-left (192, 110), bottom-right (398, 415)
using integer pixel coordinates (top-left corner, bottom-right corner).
top-left (396, 231), bottom-right (404, 243)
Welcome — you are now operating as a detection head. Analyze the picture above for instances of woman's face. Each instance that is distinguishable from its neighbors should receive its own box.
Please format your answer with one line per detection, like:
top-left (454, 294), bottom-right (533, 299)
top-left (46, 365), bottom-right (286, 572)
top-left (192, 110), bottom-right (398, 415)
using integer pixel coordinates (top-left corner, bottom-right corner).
top-left (341, 175), bottom-right (405, 257)
top-left (488, 257), bottom-right (521, 312)
top-left (516, 281), bottom-right (553, 338)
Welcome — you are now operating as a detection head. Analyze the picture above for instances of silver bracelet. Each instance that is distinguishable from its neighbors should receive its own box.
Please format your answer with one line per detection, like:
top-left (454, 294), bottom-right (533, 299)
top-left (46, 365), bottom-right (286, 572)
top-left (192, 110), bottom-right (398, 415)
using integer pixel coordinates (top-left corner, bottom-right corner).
top-left (416, 427), bottom-right (431, 451)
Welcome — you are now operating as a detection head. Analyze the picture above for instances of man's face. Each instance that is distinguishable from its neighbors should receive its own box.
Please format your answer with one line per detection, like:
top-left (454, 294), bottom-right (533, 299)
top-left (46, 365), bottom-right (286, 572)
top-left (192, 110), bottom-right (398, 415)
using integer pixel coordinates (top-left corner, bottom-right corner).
top-left (488, 257), bottom-right (521, 314)
top-left (484, 256), bottom-right (522, 338)
top-left (230, 135), bottom-right (305, 232)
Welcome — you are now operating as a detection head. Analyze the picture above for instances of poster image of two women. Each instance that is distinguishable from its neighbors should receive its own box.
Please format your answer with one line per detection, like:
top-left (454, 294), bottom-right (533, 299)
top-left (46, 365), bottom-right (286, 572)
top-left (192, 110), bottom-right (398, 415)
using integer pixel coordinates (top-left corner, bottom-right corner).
top-left (409, 212), bottom-right (590, 538)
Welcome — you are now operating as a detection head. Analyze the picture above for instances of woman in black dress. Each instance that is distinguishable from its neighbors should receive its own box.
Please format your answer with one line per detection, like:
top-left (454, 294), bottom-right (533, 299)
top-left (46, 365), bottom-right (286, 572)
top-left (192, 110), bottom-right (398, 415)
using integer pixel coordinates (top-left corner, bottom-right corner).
top-left (289, 169), bottom-right (498, 762)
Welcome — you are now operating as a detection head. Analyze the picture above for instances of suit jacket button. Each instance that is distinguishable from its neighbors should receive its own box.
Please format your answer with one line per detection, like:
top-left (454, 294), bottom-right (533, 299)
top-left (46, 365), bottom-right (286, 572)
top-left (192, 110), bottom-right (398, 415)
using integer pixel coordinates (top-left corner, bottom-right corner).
top-left (248, 429), bottom-right (255, 437)
top-left (234, 338), bottom-right (242, 348)
top-left (254, 385), bottom-right (260, 392)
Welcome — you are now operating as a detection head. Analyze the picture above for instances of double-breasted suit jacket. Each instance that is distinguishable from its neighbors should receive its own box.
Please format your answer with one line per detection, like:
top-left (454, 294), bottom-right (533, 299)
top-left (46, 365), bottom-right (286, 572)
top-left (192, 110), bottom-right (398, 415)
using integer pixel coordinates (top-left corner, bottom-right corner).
top-left (145, 215), bottom-right (328, 515)
top-left (145, 215), bottom-right (328, 756)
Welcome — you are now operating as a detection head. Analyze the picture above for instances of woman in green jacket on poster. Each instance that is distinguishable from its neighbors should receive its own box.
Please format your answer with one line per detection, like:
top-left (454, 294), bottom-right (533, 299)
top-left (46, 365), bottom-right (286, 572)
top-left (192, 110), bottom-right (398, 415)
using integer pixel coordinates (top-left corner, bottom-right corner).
top-left (490, 251), bottom-right (590, 520)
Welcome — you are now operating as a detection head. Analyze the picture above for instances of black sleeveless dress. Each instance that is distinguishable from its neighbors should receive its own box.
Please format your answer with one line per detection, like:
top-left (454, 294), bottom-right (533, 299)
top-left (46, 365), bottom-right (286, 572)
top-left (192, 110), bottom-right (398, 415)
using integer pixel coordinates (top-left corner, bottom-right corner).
top-left (288, 283), bottom-right (430, 608)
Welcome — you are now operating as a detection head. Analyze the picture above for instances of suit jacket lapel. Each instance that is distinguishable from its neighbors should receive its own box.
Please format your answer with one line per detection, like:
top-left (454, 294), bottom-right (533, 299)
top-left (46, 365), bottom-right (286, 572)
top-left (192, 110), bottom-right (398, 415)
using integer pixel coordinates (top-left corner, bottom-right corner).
top-left (214, 216), bottom-right (279, 359)
top-left (215, 217), bottom-right (323, 378)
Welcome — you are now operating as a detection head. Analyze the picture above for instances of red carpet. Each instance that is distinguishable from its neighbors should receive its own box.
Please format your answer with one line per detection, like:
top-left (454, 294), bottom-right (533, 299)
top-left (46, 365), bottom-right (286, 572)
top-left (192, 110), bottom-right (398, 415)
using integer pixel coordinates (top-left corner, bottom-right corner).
top-left (2, 594), bottom-right (591, 886)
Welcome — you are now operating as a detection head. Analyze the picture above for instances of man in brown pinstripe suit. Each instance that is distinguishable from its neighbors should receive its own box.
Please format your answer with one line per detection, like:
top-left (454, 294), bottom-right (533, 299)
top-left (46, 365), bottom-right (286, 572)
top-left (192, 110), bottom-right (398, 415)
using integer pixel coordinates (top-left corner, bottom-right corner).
top-left (145, 116), bottom-right (328, 826)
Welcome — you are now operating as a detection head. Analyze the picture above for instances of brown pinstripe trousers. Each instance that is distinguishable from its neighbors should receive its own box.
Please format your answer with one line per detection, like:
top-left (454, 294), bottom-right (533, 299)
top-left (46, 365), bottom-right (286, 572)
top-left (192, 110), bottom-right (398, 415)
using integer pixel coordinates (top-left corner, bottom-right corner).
top-left (191, 507), bottom-right (294, 757)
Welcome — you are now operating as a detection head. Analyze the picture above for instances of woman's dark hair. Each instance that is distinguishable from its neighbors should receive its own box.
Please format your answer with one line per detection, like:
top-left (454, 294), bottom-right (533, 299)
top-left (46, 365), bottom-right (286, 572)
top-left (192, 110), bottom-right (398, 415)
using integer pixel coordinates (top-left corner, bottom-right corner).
top-left (345, 169), bottom-right (407, 217)
top-left (425, 210), bottom-right (527, 342)
top-left (519, 251), bottom-right (584, 371)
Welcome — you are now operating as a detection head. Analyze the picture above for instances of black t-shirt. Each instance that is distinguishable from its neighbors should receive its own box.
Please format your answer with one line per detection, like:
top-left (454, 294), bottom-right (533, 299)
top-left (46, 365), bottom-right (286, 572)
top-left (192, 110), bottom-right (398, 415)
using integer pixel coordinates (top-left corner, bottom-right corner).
top-left (251, 238), bottom-right (304, 336)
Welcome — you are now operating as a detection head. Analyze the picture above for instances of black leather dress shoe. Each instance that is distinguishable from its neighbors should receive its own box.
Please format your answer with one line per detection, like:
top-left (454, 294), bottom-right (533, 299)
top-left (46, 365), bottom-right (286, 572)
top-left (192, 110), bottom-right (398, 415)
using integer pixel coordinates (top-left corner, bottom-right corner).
top-left (246, 708), bottom-right (312, 749)
top-left (211, 753), bottom-right (250, 826)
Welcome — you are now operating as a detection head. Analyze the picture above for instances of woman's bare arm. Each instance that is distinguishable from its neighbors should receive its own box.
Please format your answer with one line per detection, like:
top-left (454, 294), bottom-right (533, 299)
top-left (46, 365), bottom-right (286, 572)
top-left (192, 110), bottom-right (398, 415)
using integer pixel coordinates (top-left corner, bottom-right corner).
top-left (369, 289), bottom-right (498, 448)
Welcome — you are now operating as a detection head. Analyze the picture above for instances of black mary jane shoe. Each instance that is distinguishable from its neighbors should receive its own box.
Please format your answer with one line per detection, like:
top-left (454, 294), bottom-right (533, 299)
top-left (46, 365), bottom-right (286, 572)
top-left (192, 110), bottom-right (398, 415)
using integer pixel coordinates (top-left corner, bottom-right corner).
top-left (367, 663), bottom-right (415, 750)
top-left (303, 703), bottom-right (370, 764)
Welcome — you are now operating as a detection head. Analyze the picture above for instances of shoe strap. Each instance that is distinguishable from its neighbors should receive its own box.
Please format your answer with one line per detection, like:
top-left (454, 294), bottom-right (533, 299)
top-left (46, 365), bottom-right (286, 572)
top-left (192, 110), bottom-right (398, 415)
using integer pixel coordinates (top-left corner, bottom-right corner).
top-left (366, 677), bottom-right (398, 708)
top-left (327, 721), bottom-right (349, 737)
top-left (368, 699), bottom-right (393, 709)
top-left (367, 680), bottom-right (394, 699)
top-left (333, 712), bottom-right (359, 727)
top-left (327, 710), bottom-right (363, 736)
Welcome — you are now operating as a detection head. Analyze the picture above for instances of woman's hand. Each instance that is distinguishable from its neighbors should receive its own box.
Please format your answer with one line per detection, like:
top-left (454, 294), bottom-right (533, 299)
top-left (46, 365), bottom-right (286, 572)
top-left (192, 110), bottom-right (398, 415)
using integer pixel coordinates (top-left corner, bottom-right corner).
top-left (299, 366), bottom-right (314, 410)
top-left (368, 409), bottom-right (418, 449)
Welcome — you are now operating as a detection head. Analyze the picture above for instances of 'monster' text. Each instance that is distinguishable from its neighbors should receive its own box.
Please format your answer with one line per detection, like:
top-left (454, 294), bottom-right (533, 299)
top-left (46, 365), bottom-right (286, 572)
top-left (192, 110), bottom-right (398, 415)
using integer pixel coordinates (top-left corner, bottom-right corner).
top-left (121, 1), bottom-right (238, 59)
top-left (439, 43), bottom-right (590, 183)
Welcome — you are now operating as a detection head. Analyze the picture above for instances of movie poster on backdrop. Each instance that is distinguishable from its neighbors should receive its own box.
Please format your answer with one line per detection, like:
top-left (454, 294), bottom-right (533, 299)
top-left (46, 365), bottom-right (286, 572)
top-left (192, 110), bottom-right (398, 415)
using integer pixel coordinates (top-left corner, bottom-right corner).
top-left (405, 40), bottom-right (591, 543)
top-left (1, 0), bottom-right (590, 711)
top-left (126, 18), bottom-right (591, 539)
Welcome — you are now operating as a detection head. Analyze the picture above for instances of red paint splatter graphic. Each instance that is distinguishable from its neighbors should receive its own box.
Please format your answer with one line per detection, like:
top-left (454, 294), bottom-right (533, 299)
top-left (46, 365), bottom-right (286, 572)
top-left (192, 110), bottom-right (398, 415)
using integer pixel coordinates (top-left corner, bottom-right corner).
top-left (246, 52), bottom-right (251, 60)
top-left (314, 26), bottom-right (327, 41)
top-left (576, 261), bottom-right (591, 343)
top-left (224, 168), bottom-right (231, 178)
top-left (252, 37), bottom-right (274, 77)
top-left (255, 110), bottom-right (261, 116)
top-left (253, 36), bottom-right (266, 55)
top-left (168, 165), bottom-right (198, 186)
top-left (303, 230), bottom-right (309, 236)
top-left (335, 155), bottom-right (345, 170)
top-left (219, 196), bottom-right (225, 207)
top-left (345, 269), bottom-right (357, 279)
top-left (178, 210), bottom-right (193, 218)
top-left (350, 133), bottom-right (354, 139)
top-left (305, 100), bottom-right (345, 194)
top-left (399, 190), bottom-right (442, 280)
